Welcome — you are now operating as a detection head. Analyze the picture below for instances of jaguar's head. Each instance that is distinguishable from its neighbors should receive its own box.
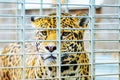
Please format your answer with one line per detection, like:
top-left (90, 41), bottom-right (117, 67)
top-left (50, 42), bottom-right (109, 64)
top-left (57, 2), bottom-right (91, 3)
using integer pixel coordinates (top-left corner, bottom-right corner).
top-left (31, 13), bottom-right (88, 65)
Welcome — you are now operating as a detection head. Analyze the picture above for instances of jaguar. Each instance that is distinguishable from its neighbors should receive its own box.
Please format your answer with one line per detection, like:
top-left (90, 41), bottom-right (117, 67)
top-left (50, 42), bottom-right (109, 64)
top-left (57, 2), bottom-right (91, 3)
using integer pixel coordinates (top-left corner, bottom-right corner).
top-left (1, 12), bottom-right (90, 80)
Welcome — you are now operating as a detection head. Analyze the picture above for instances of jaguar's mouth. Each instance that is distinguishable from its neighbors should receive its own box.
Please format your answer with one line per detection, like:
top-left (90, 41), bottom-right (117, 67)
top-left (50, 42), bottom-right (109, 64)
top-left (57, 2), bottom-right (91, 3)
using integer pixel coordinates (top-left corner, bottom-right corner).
top-left (42, 54), bottom-right (57, 65)
top-left (40, 54), bottom-right (57, 60)
top-left (45, 54), bottom-right (56, 60)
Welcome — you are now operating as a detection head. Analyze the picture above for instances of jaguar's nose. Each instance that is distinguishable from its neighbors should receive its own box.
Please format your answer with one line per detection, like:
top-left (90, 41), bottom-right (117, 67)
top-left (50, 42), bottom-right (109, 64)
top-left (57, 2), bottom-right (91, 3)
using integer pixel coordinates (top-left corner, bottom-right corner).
top-left (45, 46), bottom-right (57, 52)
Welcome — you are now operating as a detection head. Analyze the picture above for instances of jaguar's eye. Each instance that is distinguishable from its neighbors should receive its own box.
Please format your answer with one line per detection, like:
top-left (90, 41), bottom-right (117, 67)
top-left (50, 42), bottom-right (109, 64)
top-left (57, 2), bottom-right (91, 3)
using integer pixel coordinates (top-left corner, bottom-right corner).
top-left (62, 32), bottom-right (71, 36)
top-left (41, 31), bottom-right (47, 36)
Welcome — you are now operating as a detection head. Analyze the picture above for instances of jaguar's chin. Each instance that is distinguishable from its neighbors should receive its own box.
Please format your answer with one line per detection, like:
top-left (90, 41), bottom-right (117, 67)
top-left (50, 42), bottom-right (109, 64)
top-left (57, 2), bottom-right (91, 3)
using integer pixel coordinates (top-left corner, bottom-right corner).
top-left (43, 55), bottom-right (57, 65)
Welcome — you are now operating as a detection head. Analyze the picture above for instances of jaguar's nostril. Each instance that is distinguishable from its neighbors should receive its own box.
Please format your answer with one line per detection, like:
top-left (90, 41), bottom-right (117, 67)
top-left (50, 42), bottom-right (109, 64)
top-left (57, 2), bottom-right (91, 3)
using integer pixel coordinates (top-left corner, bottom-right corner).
top-left (45, 46), bottom-right (49, 51)
top-left (45, 46), bottom-right (57, 52)
top-left (53, 46), bottom-right (56, 51)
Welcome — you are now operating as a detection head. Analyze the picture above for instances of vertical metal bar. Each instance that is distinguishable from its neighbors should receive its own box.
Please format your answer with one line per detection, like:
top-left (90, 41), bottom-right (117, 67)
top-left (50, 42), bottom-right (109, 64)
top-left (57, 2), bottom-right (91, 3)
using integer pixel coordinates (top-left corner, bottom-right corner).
top-left (65, 0), bottom-right (69, 13)
top-left (56, 0), bottom-right (61, 79)
top-left (16, 0), bottom-right (18, 40)
top-left (21, 0), bottom-right (26, 79)
top-left (90, 0), bottom-right (95, 80)
top-left (118, 0), bottom-right (120, 80)
top-left (40, 0), bottom-right (43, 15)
top-left (16, 0), bottom-right (21, 40)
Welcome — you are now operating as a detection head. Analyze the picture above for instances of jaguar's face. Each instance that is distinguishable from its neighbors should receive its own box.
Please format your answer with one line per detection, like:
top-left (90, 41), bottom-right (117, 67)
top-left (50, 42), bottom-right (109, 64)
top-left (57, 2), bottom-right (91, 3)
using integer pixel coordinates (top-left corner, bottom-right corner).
top-left (35, 30), bottom-right (57, 65)
top-left (31, 13), bottom-right (88, 65)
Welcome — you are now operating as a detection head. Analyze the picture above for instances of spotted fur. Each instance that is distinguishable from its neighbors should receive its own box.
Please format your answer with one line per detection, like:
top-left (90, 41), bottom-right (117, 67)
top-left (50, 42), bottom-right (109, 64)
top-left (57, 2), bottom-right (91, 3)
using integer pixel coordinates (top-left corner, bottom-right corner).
top-left (1, 13), bottom-right (90, 80)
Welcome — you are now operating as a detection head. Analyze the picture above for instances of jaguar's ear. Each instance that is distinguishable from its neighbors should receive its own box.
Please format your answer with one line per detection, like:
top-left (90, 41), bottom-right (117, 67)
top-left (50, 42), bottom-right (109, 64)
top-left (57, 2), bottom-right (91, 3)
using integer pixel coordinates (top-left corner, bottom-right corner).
top-left (31, 16), bottom-right (35, 22)
top-left (31, 16), bottom-right (41, 28)
top-left (31, 16), bottom-right (40, 22)
top-left (31, 16), bottom-right (36, 28)
top-left (76, 12), bottom-right (89, 28)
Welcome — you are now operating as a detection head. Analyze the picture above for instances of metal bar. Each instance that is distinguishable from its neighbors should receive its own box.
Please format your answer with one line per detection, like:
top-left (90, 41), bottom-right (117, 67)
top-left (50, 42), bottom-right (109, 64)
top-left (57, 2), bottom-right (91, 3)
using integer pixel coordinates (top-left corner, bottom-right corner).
top-left (0, 62), bottom-right (119, 69)
top-left (0, 1), bottom-right (120, 7)
top-left (0, 15), bottom-right (22, 17)
top-left (118, 0), bottom-right (120, 80)
top-left (39, 0), bottom-right (43, 15)
top-left (0, 8), bottom-right (20, 10)
top-left (24, 15), bottom-right (90, 18)
top-left (0, 66), bottom-right (24, 69)
top-left (64, 0), bottom-right (69, 13)
top-left (0, 50), bottom-right (120, 56)
top-left (0, 39), bottom-right (120, 43)
top-left (21, 0), bottom-right (26, 79)
top-left (0, 64), bottom-right (90, 69)
top-left (0, 40), bottom-right (90, 42)
top-left (0, 52), bottom-right (90, 56)
top-left (56, 0), bottom-right (61, 79)
top-left (94, 4), bottom-right (120, 7)
top-left (0, 14), bottom-right (119, 18)
top-left (94, 62), bottom-right (119, 65)
top-left (90, 0), bottom-right (95, 79)
top-left (1, 50), bottom-right (120, 56)
top-left (95, 73), bottom-right (120, 76)
top-left (16, 0), bottom-right (21, 40)
top-left (94, 50), bottom-right (120, 53)
top-left (0, 1), bottom-right (22, 3)
top-left (1, 27), bottom-right (120, 30)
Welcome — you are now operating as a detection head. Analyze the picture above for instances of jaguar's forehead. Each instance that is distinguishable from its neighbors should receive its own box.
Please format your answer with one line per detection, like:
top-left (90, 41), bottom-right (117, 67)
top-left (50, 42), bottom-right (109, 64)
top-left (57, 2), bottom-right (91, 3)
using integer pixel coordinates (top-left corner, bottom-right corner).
top-left (31, 13), bottom-right (79, 28)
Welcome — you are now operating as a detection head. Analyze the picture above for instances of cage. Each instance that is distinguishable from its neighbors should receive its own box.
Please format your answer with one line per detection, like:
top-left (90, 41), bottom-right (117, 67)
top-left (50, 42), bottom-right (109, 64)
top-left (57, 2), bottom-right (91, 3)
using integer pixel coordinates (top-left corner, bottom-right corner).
top-left (0, 0), bottom-right (120, 80)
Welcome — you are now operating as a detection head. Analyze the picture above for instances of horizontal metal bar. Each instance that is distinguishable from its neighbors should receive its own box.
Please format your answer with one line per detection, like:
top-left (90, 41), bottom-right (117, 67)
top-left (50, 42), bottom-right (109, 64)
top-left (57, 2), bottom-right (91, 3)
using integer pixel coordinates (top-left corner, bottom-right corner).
top-left (0, 54), bottom-right (23, 56)
top-left (1, 50), bottom-right (120, 56)
top-left (1, 62), bottom-right (119, 69)
top-left (0, 14), bottom-right (22, 17)
top-left (60, 75), bottom-right (91, 79)
top-left (25, 77), bottom-right (59, 80)
top-left (93, 28), bottom-right (120, 30)
top-left (24, 14), bottom-right (90, 18)
top-left (21, 28), bottom-right (91, 30)
top-left (0, 15), bottom-right (90, 18)
top-left (0, 28), bottom-right (120, 31)
top-left (25, 78), bottom-right (58, 80)
top-left (0, 38), bottom-right (119, 42)
top-left (20, 2), bottom-right (89, 7)
top-left (0, 8), bottom-right (18, 10)
top-left (0, 14), bottom-right (117, 19)
top-left (94, 50), bottom-right (120, 53)
top-left (0, 23), bottom-right (119, 26)
top-left (92, 40), bottom-right (120, 41)
top-left (1, 1), bottom-right (119, 8)
top-left (94, 16), bottom-right (120, 19)
top-left (25, 28), bottom-right (120, 31)
top-left (0, 28), bottom-right (22, 30)
top-left (0, 66), bottom-right (24, 69)
top-left (0, 1), bottom-right (22, 3)
top-left (31, 40), bottom-right (120, 42)
top-left (95, 4), bottom-right (120, 7)
top-left (0, 64), bottom-right (90, 69)
top-left (0, 39), bottom-right (118, 42)
top-left (94, 62), bottom-right (119, 65)
top-left (95, 73), bottom-right (119, 76)
top-left (95, 23), bottom-right (119, 25)
top-left (26, 75), bottom-right (91, 80)
top-left (0, 27), bottom-right (120, 31)
top-left (0, 52), bottom-right (90, 56)
top-left (0, 52), bottom-right (118, 57)
top-left (0, 40), bottom-right (23, 43)
top-left (61, 3), bottom-right (90, 6)
top-left (95, 14), bottom-right (118, 16)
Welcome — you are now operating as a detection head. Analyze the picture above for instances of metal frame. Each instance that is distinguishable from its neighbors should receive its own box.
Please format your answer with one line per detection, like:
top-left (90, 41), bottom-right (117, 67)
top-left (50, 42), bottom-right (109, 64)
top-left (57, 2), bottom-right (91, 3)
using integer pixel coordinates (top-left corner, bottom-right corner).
top-left (0, 0), bottom-right (120, 80)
